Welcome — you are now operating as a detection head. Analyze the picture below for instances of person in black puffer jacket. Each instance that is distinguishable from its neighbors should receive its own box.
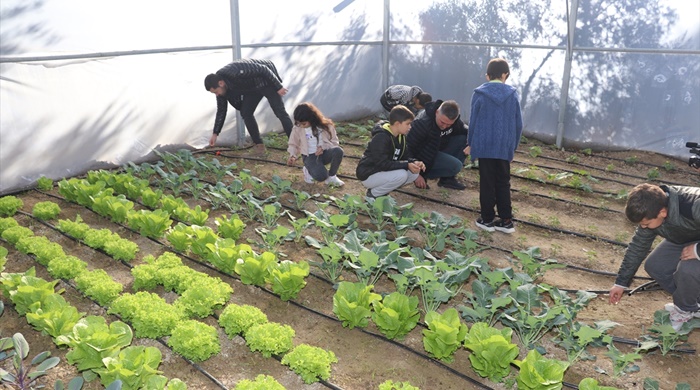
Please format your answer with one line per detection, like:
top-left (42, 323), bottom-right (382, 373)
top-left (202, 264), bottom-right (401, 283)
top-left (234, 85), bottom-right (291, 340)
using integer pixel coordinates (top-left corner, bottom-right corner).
top-left (204, 59), bottom-right (293, 151)
top-left (356, 106), bottom-right (425, 198)
top-left (406, 100), bottom-right (469, 190)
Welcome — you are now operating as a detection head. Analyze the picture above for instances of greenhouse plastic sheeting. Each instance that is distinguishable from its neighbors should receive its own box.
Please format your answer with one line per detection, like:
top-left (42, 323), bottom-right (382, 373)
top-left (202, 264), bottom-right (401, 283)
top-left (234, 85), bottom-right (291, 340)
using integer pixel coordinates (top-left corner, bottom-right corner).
top-left (1, 0), bottom-right (699, 194)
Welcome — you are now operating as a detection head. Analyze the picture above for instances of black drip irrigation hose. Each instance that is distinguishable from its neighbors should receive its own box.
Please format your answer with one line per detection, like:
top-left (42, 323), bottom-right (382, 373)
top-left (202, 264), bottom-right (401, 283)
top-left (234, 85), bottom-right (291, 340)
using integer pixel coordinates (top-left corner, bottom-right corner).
top-left (514, 151), bottom-right (688, 187)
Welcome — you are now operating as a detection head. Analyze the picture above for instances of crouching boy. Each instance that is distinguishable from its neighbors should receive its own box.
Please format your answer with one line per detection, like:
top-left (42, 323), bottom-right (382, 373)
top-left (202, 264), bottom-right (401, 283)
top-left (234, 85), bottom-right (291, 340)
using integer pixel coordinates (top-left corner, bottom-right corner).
top-left (356, 105), bottom-right (425, 198)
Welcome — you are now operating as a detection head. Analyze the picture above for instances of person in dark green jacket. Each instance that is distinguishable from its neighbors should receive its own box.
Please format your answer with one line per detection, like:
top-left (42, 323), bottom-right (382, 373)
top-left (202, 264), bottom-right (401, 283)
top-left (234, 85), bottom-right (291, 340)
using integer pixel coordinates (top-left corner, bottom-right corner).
top-left (356, 106), bottom-right (425, 198)
top-left (609, 183), bottom-right (700, 331)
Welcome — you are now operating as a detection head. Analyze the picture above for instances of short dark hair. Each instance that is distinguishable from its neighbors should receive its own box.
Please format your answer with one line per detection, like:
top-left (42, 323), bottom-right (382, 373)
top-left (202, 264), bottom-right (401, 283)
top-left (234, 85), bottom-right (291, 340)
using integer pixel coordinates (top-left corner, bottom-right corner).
top-left (389, 105), bottom-right (415, 124)
top-left (438, 100), bottom-right (460, 120)
top-left (416, 92), bottom-right (432, 107)
top-left (486, 58), bottom-right (510, 81)
top-left (204, 74), bottom-right (221, 91)
top-left (625, 183), bottom-right (668, 223)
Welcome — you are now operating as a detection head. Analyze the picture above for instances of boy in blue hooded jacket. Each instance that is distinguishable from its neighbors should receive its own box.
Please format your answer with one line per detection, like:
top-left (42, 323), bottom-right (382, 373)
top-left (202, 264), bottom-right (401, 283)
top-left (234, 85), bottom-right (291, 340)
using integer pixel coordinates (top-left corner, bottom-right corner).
top-left (468, 58), bottom-right (523, 234)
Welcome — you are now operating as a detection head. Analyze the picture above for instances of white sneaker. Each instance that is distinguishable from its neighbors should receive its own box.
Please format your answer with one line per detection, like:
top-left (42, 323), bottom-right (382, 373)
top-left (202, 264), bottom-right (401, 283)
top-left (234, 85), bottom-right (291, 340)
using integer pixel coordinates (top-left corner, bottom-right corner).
top-left (302, 166), bottom-right (314, 184)
top-left (325, 175), bottom-right (344, 187)
top-left (664, 303), bottom-right (700, 331)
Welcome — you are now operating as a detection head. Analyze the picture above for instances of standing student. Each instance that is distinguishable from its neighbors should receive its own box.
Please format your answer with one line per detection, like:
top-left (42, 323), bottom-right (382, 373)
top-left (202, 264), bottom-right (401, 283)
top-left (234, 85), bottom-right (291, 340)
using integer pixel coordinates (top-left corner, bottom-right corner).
top-left (286, 103), bottom-right (345, 187)
top-left (380, 85), bottom-right (432, 114)
top-left (468, 58), bottom-right (523, 234)
top-left (204, 58), bottom-right (293, 153)
top-left (356, 105), bottom-right (425, 198)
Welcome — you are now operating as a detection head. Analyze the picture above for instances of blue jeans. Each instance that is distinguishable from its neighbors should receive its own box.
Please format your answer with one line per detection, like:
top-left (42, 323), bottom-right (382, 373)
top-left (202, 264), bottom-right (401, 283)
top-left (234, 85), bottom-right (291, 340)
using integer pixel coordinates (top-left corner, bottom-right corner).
top-left (424, 134), bottom-right (467, 179)
top-left (303, 147), bottom-right (344, 181)
top-left (240, 86), bottom-right (293, 144)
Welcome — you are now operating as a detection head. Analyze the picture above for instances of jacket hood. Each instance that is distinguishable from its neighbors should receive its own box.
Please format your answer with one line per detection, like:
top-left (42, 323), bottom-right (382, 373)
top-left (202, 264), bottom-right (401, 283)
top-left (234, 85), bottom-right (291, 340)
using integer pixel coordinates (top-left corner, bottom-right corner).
top-left (371, 121), bottom-right (393, 136)
top-left (474, 82), bottom-right (517, 105)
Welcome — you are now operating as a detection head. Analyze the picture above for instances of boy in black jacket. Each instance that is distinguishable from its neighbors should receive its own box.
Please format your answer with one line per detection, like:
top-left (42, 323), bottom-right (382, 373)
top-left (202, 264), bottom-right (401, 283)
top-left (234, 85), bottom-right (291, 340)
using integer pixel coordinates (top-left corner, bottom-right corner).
top-left (356, 106), bottom-right (425, 198)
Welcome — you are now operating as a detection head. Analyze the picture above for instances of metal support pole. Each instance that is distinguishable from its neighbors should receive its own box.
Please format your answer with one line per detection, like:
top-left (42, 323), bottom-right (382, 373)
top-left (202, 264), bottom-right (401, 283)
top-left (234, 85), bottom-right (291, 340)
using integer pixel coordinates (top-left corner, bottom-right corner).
top-left (382, 0), bottom-right (390, 91)
top-left (229, 0), bottom-right (246, 146)
top-left (556, 0), bottom-right (579, 149)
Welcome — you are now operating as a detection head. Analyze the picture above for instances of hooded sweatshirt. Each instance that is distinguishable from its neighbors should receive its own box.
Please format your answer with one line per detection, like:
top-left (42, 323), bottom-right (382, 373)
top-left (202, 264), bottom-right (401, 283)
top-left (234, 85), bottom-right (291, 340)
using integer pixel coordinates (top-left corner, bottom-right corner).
top-left (356, 121), bottom-right (412, 181)
top-left (467, 81), bottom-right (523, 161)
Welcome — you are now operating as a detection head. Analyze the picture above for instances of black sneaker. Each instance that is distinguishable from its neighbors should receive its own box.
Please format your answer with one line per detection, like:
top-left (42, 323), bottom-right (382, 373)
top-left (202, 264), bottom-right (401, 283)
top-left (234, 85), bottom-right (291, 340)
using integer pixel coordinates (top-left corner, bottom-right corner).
top-left (494, 218), bottom-right (515, 234)
top-left (366, 188), bottom-right (375, 199)
top-left (475, 218), bottom-right (495, 232)
top-left (437, 177), bottom-right (466, 190)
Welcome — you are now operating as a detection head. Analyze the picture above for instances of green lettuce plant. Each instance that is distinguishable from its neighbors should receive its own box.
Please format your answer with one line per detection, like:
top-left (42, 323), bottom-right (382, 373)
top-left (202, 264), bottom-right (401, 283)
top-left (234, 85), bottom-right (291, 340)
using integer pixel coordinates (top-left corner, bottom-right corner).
top-left (234, 374), bottom-right (285, 390)
top-left (0, 196), bottom-right (23, 216)
top-left (267, 260), bottom-right (309, 301)
top-left (235, 250), bottom-right (278, 286)
top-left (103, 238), bottom-right (140, 262)
top-left (422, 308), bottom-right (468, 362)
top-left (4, 273), bottom-right (59, 316)
top-left (281, 344), bottom-right (337, 384)
top-left (188, 225), bottom-right (219, 258)
top-left (126, 209), bottom-right (172, 238)
top-left (25, 293), bottom-right (85, 340)
top-left (173, 279), bottom-right (233, 318)
top-left (578, 378), bottom-right (620, 390)
top-left (371, 292), bottom-right (420, 340)
top-left (74, 269), bottom-right (123, 306)
top-left (245, 322), bottom-right (295, 358)
top-left (514, 349), bottom-right (570, 390)
top-left (83, 228), bottom-right (117, 249)
top-left (333, 281), bottom-right (382, 329)
top-left (2, 225), bottom-right (34, 245)
top-left (32, 201), bottom-right (61, 220)
top-left (379, 380), bottom-right (421, 390)
top-left (56, 316), bottom-right (133, 371)
top-left (93, 345), bottom-right (166, 389)
top-left (109, 292), bottom-right (185, 339)
top-left (168, 320), bottom-right (221, 362)
top-left (463, 322), bottom-right (519, 382)
top-left (15, 235), bottom-right (66, 266)
top-left (166, 222), bottom-right (194, 253)
top-left (36, 176), bottom-right (54, 191)
top-left (215, 214), bottom-right (246, 240)
top-left (56, 214), bottom-right (91, 239)
top-left (0, 217), bottom-right (19, 235)
top-left (218, 303), bottom-right (268, 338)
top-left (91, 193), bottom-right (134, 223)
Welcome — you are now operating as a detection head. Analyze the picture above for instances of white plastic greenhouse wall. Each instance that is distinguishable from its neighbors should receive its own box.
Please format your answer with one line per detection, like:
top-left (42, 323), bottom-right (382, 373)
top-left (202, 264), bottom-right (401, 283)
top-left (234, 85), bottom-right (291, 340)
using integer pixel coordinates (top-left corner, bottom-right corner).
top-left (1, 0), bottom-right (699, 194)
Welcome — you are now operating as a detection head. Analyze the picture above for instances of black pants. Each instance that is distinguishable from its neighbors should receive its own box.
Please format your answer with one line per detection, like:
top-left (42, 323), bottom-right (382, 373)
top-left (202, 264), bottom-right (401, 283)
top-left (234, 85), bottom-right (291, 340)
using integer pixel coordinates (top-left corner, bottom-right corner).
top-left (240, 86), bottom-right (293, 143)
top-left (478, 158), bottom-right (512, 222)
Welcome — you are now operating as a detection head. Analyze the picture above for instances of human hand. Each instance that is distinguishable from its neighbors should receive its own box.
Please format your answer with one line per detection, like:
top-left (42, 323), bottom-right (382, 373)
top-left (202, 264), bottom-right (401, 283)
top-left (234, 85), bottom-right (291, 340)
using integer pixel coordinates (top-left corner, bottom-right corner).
top-left (278, 87), bottom-right (288, 96)
top-left (408, 162), bottom-right (420, 174)
top-left (680, 243), bottom-right (699, 260)
top-left (287, 156), bottom-right (297, 166)
top-left (609, 285), bottom-right (625, 305)
top-left (315, 146), bottom-right (323, 156)
top-left (414, 175), bottom-right (428, 189)
top-left (209, 133), bottom-right (218, 147)
top-left (463, 145), bottom-right (471, 155)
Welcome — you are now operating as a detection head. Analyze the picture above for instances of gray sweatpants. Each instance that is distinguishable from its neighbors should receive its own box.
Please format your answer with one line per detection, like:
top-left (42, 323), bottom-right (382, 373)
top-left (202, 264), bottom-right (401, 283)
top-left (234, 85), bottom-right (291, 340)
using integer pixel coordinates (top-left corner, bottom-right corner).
top-left (361, 169), bottom-right (420, 197)
top-left (644, 239), bottom-right (700, 312)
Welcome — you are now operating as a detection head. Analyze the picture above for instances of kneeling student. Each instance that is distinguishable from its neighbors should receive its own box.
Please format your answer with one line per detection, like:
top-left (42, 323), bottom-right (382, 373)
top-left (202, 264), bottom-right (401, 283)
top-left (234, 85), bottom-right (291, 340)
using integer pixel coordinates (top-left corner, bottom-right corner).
top-left (287, 102), bottom-right (345, 187)
top-left (356, 105), bottom-right (425, 198)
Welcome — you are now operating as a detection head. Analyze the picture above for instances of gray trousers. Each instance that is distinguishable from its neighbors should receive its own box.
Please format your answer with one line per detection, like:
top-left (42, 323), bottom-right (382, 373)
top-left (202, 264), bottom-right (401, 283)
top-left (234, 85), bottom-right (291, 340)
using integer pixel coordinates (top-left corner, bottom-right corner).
top-left (361, 169), bottom-right (420, 197)
top-left (644, 239), bottom-right (700, 312)
top-left (302, 147), bottom-right (344, 181)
